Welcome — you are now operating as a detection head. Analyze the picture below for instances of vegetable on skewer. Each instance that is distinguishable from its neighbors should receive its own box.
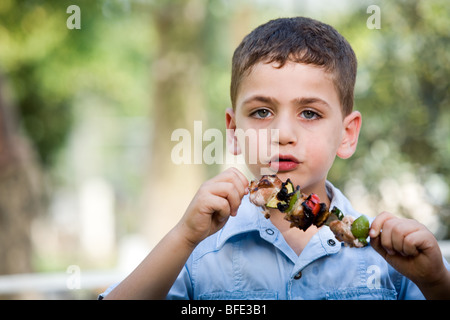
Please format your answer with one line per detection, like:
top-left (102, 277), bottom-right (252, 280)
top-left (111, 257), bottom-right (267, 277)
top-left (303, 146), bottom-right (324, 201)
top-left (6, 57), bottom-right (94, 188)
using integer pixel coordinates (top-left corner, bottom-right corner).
top-left (249, 175), bottom-right (369, 248)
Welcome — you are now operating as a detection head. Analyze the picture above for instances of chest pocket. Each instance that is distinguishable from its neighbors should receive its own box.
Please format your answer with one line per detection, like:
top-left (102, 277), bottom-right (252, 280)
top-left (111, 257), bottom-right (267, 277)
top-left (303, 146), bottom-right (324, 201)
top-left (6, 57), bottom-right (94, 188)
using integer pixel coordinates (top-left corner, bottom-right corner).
top-left (326, 287), bottom-right (397, 300)
top-left (198, 290), bottom-right (278, 300)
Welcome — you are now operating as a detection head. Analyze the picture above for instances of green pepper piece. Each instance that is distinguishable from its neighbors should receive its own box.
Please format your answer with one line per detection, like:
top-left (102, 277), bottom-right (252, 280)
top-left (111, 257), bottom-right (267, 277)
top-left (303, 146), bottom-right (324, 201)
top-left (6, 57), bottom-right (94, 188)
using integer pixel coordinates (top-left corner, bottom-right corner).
top-left (330, 207), bottom-right (344, 221)
top-left (351, 215), bottom-right (370, 239)
top-left (286, 187), bottom-right (300, 213)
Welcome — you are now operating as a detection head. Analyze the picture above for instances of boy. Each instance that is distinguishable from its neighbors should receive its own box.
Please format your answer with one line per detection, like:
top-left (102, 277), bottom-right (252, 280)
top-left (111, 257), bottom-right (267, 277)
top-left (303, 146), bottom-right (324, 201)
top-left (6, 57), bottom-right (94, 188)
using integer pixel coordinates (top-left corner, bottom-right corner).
top-left (102, 17), bottom-right (450, 299)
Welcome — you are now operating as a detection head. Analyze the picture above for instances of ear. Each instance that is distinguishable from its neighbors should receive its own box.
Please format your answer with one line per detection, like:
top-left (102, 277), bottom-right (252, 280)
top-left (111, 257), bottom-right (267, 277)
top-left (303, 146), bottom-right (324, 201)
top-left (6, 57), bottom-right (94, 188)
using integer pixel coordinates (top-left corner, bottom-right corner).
top-left (225, 108), bottom-right (241, 155)
top-left (337, 111), bottom-right (362, 159)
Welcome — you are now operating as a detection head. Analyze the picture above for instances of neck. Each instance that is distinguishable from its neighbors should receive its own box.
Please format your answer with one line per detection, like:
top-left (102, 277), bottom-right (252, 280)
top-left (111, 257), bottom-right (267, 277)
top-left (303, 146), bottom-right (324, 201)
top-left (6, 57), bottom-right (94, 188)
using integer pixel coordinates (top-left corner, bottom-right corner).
top-left (268, 209), bottom-right (319, 256)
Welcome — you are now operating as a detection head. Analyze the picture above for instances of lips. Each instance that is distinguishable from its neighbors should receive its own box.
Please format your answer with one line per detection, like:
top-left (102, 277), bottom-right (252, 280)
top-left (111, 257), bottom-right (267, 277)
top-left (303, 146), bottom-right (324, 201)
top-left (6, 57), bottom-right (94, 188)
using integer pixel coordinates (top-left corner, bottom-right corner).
top-left (269, 154), bottom-right (300, 172)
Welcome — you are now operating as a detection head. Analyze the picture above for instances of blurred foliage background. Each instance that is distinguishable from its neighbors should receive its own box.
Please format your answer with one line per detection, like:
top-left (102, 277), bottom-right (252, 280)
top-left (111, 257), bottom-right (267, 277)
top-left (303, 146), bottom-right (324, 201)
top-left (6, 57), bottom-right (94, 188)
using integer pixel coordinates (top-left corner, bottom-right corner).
top-left (0, 0), bottom-right (448, 298)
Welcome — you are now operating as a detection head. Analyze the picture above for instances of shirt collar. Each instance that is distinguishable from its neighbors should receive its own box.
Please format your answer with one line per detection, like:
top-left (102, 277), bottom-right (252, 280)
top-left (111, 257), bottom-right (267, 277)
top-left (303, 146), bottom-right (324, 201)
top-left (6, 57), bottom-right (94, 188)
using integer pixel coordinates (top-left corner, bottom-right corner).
top-left (326, 180), bottom-right (360, 218)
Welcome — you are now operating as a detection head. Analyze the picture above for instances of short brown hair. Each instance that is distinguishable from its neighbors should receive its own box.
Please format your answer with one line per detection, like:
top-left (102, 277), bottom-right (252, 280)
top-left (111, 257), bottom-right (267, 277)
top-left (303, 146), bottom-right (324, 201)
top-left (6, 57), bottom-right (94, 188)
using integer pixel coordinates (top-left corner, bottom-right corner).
top-left (230, 17), bottom-right (357, 116)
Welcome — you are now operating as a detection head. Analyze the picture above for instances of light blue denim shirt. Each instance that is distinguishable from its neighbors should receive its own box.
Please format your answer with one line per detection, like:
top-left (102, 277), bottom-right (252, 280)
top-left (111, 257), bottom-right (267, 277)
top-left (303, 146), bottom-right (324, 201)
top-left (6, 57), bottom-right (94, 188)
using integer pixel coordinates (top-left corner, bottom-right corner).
top-left (101, 181), bottom-right (448, 300)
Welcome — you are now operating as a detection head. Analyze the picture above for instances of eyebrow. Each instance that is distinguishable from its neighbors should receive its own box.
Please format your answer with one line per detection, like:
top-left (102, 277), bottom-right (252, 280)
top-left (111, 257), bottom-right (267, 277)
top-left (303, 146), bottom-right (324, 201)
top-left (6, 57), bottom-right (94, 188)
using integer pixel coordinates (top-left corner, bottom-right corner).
top-left (292, 97), bottom-right (331, 109)
top-left (241, 95), bottom-right (330, 109)
top-left (242, 95), bottom-right (279, 106)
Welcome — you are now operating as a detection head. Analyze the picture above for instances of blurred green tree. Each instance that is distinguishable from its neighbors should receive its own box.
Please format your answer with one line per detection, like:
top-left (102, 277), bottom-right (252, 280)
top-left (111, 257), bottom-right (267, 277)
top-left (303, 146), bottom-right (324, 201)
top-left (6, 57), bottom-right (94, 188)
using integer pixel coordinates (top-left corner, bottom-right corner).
top-left (0, 0), bottom-right (155, 273)
top-left (0, 0), bottom-right (449, 280)
top-left (0, 1), bottom-right (73, 166)
top-left (329, 0), bottom-right (450, 237)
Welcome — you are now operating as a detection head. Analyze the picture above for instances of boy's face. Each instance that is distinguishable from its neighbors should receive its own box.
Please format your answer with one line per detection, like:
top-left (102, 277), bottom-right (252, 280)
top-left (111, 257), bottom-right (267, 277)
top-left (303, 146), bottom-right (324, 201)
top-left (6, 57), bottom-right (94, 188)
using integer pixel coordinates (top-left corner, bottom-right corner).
top-left (226, 61), bottom-right (361, 200)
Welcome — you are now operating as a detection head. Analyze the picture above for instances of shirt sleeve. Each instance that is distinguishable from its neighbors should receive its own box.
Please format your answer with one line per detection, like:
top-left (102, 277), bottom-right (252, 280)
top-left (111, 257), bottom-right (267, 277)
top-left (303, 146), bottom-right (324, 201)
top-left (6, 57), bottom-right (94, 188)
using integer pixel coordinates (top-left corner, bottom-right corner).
top-left (98, 282), bottom-right (119, 300)
top-left (444, 256), bottom-right (450, 269)
top-left (166, 263), bottom-right (193, 300)
top-left (397, 277), bottom-right (425, 300)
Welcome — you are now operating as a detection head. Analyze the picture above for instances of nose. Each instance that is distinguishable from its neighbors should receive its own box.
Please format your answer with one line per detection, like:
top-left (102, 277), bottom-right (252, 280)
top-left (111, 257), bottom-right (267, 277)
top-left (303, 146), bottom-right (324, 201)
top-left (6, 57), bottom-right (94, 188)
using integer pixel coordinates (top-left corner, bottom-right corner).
top-left (271, 113), bottom-right (297, 146)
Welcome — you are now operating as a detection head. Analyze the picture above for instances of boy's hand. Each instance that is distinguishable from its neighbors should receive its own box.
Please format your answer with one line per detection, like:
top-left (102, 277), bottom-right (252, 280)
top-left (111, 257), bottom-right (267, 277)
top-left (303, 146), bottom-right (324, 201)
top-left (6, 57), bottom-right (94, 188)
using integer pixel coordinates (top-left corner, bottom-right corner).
top-left (370, 212), bottom-right (450, 299)
top-left (105, 168), bottom-right (248, 300)
top-left (177, 167), bottom-right (249, 248)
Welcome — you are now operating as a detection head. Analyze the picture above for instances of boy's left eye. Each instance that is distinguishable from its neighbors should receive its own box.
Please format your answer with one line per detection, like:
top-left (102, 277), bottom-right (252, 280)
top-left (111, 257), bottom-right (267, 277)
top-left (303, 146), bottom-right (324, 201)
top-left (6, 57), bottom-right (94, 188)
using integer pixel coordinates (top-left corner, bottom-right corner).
top-left (300, 110), bottom-right (320, 120)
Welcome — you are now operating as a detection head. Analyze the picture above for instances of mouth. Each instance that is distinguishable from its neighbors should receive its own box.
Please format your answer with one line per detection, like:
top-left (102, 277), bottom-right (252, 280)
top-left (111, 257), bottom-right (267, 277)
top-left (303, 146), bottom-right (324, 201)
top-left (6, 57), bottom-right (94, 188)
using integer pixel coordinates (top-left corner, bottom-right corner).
top-left (269, 154), bottom-right (300, 172)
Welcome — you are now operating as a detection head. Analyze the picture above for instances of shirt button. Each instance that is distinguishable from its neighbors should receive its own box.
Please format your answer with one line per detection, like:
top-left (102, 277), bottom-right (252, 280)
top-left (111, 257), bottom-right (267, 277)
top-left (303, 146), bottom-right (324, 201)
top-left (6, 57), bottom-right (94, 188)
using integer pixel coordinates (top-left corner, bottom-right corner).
top-left (294, 271), bottom-right (302, 280)
top-left (327, 239), bottom-right (336, 246)
top-left (265, 228), bottom-right (274, 235)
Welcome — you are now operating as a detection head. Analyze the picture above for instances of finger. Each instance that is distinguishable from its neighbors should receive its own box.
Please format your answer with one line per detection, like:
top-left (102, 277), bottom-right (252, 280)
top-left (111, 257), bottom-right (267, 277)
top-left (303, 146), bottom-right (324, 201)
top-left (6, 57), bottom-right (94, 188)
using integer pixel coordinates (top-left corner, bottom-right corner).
top-left (390, 219), bottom-right (420, 256)
top-left (390, 223), bottom-right (407, 256)
top-left (369, 211), bottom-right (396, 238)
top-left (380, 217), bottom-right (395, 256)
top-left (211, 168), bottom-right (249, 197)
top-left (195, 185), bottom-right (229, 216)
top-left (210, 182), bottom-right (242, 217)
top-left (403, 231), bottom-right (421, 257)
top-left (211, 167), bottom-right (246, 185)
top-left (228, 167), bottom-right (249, 191)
top-left (210, 195), bottom-right (231, 222)
top-left (228, 167), bottom-right (250, 196)
top-left (226, 186), bottom-right (243, 217)
top-left (227, 168), bottom-right (248, 198)
top-left (371, 225), bottom-right (426, 261)
top-left (403, 227), bottom-right (438, 257)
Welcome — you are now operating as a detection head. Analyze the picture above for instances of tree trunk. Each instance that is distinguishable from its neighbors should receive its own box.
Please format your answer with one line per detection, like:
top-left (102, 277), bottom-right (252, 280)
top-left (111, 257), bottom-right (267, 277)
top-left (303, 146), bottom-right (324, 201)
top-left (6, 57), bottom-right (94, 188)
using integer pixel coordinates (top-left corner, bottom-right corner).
top-left (0, 74), bottom-right (45, 276)
top-left (141, 1), bottom-right (208, 245)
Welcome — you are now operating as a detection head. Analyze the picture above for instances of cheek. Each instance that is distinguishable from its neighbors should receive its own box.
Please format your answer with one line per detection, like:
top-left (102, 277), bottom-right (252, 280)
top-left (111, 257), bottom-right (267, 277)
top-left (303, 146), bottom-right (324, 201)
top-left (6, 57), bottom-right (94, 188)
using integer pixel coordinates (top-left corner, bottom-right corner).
top-left (237, 128), bottom-right (276, 164)
top-left (304, 134), bottom-right (339, 169)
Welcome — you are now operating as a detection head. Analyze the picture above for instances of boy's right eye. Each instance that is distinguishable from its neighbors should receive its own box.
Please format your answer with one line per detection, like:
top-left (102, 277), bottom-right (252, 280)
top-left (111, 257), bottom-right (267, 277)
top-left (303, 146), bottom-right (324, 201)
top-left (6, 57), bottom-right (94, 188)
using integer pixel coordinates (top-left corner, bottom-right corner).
top-left (251, 109), bottom-right (272, 119)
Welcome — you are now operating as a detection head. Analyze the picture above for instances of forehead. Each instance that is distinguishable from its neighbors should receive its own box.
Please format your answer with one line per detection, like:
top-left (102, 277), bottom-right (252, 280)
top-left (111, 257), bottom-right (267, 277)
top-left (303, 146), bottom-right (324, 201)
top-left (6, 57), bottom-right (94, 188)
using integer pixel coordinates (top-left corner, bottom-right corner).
top-left (237, 61), bottom-right (338, 105)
